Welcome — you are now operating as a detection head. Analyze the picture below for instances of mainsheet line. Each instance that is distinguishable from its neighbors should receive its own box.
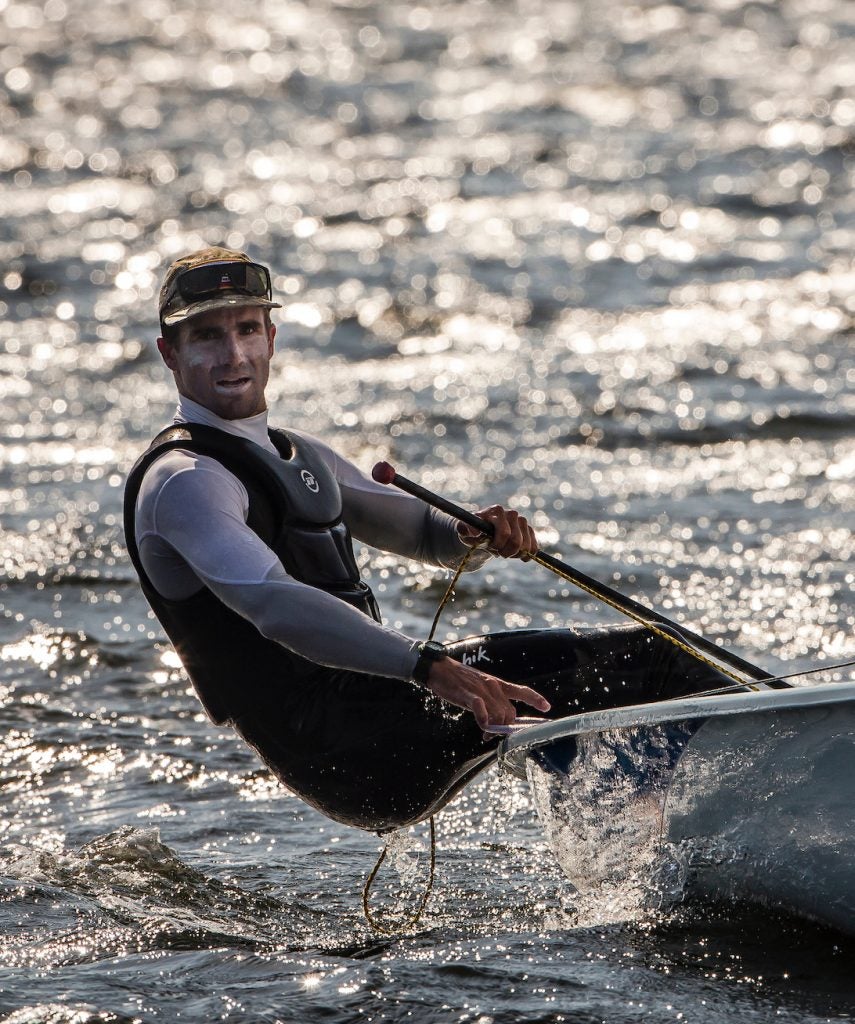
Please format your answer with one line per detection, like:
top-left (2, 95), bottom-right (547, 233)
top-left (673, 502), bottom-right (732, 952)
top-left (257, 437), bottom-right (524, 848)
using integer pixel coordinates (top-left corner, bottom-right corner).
top-left (372, 461), bottom-right (785, 688)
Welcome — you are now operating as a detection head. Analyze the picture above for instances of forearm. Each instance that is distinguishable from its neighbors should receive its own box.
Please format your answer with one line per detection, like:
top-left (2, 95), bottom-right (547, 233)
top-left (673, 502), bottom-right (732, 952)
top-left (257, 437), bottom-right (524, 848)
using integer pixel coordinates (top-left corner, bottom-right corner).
top-left (206, 566), bottom-right (420, 679)
top-left (343, 483), bottom-right (491, 570)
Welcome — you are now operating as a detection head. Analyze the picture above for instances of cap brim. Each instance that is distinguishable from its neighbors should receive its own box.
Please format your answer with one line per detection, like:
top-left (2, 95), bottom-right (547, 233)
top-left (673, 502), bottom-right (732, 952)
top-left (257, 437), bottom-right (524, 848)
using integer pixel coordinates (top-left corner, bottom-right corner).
top-left (161, 294), bottom-right (282, 328)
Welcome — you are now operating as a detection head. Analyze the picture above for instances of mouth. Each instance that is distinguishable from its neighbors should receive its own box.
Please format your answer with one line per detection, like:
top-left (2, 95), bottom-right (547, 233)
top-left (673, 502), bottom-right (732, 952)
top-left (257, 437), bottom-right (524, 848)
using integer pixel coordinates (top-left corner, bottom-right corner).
top-left (215, 376), bottom-right (252, 391)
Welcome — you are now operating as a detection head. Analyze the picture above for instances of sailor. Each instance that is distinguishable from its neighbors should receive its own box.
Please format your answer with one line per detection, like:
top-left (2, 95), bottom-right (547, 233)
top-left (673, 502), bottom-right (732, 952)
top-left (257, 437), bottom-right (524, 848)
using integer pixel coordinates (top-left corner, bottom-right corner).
top-left (125, 247), bottom-right (729, 832)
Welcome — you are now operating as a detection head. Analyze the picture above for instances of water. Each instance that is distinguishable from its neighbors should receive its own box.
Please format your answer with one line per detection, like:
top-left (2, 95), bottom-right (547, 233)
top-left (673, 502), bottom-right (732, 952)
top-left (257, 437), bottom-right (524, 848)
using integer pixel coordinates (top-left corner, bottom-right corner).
top-left (1, 0), bottom-right (854, 1019)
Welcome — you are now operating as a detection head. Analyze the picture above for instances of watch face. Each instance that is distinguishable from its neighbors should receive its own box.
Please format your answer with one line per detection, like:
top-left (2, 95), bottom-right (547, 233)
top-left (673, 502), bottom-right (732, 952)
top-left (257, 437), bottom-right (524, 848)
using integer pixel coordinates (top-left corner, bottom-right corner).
top-left (413, 640), bottom-right (447, 685)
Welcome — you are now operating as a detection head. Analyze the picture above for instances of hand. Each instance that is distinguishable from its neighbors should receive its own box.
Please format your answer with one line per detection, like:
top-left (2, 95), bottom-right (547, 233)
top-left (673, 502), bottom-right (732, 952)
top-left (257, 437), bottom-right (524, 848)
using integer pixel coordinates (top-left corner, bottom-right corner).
top-left (422, 657), bottom-right (550, 732)
top-left (457, 505), bottom-right (538, 560)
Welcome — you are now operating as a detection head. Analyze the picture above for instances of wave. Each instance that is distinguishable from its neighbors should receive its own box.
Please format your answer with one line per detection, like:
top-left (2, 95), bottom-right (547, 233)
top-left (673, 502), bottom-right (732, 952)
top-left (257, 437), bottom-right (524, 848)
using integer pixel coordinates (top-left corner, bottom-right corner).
top-left (562, 408), bottom-right (855, 449)
top-left (0, 827), bottom-right (322, 961)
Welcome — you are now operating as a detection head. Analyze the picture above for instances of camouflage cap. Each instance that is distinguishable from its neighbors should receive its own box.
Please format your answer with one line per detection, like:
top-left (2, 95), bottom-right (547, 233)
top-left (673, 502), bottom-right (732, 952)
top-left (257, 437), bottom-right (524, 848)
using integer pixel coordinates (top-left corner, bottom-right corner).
top-left (158, 246), bottom-right (282, 328)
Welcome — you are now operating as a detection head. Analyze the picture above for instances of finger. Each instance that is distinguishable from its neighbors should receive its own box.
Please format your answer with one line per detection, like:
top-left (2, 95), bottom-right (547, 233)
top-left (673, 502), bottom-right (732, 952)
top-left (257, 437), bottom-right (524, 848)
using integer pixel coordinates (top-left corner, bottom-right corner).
top-left (484, 507), bottom-right (512, 554)
top-left (501, 681), bottom-right (551, 712)
top-left (488, 696), bottom-right (517, 726)
top-left (519, 522), bottom-right (538, 558)
top-left (487, 510), bottom-right (521, 558)
top-left (463, 506), bottom-right (539, 558)
top-left (496, 511), bottom-right (537, 559)
top-left (481, 704), bottom-right (514, 737)
top-left (496, 522), bottom-right (529, 558)
top-left (469, 695), bottom-right (490, 732)
top-left (470, 677), bottom-right (518, 727)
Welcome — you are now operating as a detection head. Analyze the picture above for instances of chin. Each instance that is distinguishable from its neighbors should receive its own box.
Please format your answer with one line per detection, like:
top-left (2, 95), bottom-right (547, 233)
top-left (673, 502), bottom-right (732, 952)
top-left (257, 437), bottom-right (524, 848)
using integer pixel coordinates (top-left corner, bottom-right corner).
top-left (216, 405), bottom-right (257, 420)
top-left (194, 388), bottom-right (260, 419)
top-left (220, 399), bottom-right (265, 420)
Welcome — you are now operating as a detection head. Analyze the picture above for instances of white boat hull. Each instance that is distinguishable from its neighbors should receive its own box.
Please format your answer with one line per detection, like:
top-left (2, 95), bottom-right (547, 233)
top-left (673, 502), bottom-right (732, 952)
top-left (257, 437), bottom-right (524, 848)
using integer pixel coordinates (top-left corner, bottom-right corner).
top-left (499, 682), bottom-right (855, 934)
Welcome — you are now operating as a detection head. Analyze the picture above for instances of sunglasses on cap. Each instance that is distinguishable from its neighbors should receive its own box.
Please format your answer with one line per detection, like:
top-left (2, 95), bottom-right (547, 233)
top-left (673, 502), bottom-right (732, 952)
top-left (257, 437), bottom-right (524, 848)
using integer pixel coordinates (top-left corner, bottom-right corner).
top-left (170, 260), bottom-right (271, 301)
top-left (160, 260), bottom-right (273, 322)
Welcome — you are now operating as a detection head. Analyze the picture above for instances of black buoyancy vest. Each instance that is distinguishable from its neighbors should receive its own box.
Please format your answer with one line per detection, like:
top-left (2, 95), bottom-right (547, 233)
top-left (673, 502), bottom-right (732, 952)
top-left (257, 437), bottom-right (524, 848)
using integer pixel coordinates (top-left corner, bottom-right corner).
top-left (123, 422), bottom-right (381, 724)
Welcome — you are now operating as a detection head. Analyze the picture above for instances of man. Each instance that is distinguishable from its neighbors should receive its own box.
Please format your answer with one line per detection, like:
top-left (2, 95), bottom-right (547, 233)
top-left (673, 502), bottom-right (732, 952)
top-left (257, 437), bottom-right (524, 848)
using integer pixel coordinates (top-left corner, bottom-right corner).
top-left (124, 247), bottom-right (729, 832)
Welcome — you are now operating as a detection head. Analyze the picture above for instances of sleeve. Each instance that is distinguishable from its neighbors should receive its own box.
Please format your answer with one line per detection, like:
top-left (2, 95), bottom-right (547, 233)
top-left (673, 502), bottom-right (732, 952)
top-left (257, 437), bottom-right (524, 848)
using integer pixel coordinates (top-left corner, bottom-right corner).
top-left (288, 431), bottom-right (492, 570)
top-left (145, 455), bottom-right (422, 680)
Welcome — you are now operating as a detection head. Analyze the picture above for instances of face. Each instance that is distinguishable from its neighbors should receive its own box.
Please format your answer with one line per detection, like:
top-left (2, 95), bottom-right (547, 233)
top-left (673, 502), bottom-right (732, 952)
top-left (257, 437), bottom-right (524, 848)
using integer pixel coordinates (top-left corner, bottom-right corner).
top-left (157, 306), bottom-right (276, 420)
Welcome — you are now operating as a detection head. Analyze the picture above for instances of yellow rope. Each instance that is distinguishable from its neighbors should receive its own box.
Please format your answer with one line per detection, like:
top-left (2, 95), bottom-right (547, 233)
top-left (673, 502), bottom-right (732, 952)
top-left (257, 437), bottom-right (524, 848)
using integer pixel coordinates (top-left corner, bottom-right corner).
top-left (530, 552), bottom-right (755, 688)
top-left (429, 537), bottom-right (750, 685)
top-left (428, 537), bottom-right (490, 641)
top-left (362, 817), bottom-right (436, 934)
top-left (433, 532), bottom-right (752, 687)
top-left (362, 541), bottom-right (489, 933)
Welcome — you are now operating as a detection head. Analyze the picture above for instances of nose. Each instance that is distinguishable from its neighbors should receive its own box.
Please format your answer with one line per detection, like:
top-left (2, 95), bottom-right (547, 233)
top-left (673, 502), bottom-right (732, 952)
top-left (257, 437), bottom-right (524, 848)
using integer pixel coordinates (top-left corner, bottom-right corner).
top-left (218, 328), bottom-right (245, 363)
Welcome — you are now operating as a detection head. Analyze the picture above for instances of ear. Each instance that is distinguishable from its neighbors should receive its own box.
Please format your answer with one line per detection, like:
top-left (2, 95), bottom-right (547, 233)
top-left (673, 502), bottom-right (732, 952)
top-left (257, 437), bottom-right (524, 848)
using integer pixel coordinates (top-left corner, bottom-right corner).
top-left (267, 322), bottom-right (276, 358)
top-left (157, 336), bottom-right (179, 371)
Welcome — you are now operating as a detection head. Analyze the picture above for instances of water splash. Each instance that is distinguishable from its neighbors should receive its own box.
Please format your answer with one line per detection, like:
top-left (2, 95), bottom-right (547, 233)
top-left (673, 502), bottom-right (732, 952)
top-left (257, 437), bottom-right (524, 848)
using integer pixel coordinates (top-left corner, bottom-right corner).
top-left (0, 826), bottom-right (322, 962)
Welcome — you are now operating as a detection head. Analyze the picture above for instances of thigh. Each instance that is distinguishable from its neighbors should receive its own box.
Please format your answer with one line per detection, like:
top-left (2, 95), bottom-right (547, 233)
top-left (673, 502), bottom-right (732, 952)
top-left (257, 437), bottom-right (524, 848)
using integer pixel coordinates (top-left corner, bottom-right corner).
top-left (233, 668), bottom-right (493, 831)
top-left (233, 624), bottom-right (735, 830)
top-left (445, 623), bottom-right (647, 714)
top-left (446, 622), bottom-right (735, 716)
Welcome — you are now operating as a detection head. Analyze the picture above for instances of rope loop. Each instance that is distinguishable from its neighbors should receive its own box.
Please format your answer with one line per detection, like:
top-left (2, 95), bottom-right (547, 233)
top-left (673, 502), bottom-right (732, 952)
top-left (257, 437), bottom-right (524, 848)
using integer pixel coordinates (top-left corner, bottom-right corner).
top-left (428, 537), bottom-right (490, 642)
top-left (361, 539), bottom-right (483, 931)
top-left (362, 817), bottom-right (436, 934)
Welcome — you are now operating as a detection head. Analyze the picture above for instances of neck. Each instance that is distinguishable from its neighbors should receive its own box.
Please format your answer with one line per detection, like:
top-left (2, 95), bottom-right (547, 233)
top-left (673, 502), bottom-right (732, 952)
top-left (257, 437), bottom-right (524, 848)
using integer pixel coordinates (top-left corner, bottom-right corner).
top-left (173, 395), bottom-right (277, 453)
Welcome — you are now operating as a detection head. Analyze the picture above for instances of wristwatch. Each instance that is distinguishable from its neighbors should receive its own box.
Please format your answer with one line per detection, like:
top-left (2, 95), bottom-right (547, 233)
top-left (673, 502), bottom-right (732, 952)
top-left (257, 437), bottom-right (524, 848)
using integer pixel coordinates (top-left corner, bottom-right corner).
top-left (412, 640), bottom-right (447, 684)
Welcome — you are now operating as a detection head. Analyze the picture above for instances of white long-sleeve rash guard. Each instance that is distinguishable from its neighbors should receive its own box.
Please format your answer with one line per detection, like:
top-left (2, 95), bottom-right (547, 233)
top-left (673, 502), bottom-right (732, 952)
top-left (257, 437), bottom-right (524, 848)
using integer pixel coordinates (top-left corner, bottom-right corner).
top-left (134, 396), bottom-right (489, 681)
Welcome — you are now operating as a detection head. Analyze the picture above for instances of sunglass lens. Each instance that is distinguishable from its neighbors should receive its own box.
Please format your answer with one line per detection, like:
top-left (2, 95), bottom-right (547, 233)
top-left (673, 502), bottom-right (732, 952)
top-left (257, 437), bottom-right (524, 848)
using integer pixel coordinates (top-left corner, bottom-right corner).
top-left (179, 265), bottom-right (229, 297)
top-left (242, 264), bottom-right (271, 296)
top-left (178, 262), bottom-right (270, 300)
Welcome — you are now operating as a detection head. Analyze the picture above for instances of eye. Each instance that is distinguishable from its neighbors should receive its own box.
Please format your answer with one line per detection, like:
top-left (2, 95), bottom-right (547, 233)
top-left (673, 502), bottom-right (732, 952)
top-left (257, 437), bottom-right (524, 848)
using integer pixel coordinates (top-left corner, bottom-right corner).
top-left (193, 328), bottom-right (220, 341)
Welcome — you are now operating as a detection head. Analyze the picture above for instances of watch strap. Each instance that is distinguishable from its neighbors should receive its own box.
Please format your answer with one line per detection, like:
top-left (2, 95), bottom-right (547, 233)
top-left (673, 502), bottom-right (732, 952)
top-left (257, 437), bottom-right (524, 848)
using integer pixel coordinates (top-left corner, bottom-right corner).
top-left (412, 640), bottom-right (447, 685)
